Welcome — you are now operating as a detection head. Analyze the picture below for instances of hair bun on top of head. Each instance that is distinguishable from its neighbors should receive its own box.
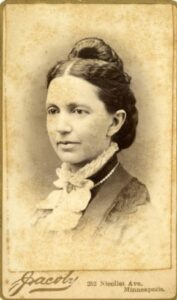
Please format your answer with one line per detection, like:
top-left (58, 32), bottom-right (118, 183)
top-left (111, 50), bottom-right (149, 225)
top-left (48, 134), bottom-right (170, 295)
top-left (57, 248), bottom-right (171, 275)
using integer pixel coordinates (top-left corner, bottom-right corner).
top-left (68, 37), bottom-right (124, 72)
top-left (68, 37), bottom-right (131, 84)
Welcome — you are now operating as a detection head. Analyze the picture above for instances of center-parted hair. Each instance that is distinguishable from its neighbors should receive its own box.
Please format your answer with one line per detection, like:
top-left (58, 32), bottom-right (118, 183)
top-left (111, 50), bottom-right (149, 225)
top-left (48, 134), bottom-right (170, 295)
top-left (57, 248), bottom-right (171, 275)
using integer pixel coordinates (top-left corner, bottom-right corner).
top-left (47, 37), bottom-right (138, 151)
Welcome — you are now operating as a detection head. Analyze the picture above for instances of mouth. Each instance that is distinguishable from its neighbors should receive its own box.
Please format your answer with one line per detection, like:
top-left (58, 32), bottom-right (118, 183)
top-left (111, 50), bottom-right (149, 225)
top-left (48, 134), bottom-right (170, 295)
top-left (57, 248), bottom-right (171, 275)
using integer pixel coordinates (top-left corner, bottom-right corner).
top-left (57, 141), bottom-right (80, 145)
top-left (56, 141), bottom-right (80, 151)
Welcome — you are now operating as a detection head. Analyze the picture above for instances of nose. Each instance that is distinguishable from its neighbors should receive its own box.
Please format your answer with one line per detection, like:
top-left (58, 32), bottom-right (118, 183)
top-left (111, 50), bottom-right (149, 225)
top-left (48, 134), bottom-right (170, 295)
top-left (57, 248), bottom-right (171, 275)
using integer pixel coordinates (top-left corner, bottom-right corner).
top-left (56, 113), bottom-right (72, 134)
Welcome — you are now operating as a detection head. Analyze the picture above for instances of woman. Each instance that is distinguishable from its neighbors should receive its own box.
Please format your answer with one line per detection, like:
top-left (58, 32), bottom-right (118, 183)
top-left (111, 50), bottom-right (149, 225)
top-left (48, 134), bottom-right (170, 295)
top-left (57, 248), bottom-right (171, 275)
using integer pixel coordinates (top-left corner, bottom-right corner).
top-left (34, 37), bottom-right (150, 245)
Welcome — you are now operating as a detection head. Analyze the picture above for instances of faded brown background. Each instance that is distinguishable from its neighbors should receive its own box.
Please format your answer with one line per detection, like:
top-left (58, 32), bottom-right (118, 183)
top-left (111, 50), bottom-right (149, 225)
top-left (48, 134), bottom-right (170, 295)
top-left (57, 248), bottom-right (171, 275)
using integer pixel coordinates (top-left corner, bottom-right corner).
top-left (2, 2), bottom-right (176, 299)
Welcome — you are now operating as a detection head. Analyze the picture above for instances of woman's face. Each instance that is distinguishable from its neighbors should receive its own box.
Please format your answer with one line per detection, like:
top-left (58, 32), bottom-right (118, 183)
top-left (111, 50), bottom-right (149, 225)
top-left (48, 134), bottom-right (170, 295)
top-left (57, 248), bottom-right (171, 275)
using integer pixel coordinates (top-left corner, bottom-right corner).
top-left (46, 75), bottom-right (116, 169)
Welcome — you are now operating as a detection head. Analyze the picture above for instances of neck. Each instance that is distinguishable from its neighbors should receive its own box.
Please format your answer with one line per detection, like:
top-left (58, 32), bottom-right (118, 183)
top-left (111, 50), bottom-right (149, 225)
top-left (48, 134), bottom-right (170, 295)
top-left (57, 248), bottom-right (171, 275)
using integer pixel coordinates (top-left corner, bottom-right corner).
top-left (54, 142), bottom-right (119, 190)
top-left (69, 161), bottom-right (89, 173)
top-left (68, 146), bottom-right (112, 173)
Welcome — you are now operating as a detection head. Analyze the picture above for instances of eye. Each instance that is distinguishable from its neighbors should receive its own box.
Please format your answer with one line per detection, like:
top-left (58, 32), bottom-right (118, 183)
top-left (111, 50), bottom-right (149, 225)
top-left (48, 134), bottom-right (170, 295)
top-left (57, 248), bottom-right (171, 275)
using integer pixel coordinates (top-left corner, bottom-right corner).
top-left (47, 106), bottom-right (59, 115)
top-left (72, 108), bottom-right (88, 115)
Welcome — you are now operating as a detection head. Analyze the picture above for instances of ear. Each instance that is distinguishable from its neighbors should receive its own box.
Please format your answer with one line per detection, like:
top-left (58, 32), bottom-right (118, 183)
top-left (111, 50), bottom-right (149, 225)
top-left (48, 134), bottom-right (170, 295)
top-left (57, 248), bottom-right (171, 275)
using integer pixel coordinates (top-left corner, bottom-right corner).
top-left (107, 110), bottom-right (126, 137)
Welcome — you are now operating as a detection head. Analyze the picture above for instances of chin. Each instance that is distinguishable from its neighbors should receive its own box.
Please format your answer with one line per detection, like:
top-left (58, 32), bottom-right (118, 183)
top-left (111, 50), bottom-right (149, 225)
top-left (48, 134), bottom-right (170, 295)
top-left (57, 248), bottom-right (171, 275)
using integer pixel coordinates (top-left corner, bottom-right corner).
top-left (56, 152), bottom-right (87, 166)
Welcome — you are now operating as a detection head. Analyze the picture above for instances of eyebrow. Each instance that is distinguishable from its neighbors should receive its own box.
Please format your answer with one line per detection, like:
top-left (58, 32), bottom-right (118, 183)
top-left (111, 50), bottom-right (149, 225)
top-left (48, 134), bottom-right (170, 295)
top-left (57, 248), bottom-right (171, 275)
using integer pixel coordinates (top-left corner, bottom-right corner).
top-left (67, 102), bottom-right (91, 110)
top-left (46, 103), bottom-right (58, 109)
top-left (46, 102), bottom-right (91, 110)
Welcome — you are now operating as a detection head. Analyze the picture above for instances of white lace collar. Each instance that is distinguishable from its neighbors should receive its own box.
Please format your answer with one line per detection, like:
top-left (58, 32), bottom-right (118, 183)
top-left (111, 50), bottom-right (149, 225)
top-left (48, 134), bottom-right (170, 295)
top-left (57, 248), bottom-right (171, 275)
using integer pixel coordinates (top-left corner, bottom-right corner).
top-left (36, 142), bottom-right (119, 232)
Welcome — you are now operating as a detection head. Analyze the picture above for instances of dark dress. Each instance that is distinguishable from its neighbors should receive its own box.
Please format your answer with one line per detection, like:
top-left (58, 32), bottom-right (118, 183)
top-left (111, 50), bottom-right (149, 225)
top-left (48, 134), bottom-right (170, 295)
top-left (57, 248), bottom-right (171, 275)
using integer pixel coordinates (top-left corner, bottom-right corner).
top-left (23, 155), bottom-right (162, 271)
top-left (16, 156), bottom-right (168, 271)
top-left (71, 154), bottom-right (150, 243)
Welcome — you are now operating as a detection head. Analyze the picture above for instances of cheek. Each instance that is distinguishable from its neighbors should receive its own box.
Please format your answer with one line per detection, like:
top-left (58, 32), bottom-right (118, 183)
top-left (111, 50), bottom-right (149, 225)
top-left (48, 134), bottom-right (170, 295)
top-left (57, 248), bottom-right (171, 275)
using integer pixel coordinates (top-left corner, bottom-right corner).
top-left (47, 118), bottom-right (55, 134)
top-left (93, 116), bottom-right (111, 134)
top-left (46, 119), bottom-right (57, 145)
top-left (81, 118), bottom-right (110, 143)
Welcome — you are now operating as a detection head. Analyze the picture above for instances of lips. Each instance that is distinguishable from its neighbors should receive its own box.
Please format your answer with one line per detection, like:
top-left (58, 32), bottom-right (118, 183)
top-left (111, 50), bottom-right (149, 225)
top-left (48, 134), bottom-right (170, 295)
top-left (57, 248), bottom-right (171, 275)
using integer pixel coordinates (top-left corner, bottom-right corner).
top-left (57, 141), bottom-right (80, 145)
top-left (56, 141), bottom-right (80, 151)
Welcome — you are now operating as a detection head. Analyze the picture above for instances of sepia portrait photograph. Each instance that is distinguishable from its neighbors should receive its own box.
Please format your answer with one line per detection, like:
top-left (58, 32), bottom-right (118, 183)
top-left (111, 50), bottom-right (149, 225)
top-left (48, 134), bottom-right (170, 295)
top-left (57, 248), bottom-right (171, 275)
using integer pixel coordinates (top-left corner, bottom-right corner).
top-left (1, 0), bottom-right (176, 299)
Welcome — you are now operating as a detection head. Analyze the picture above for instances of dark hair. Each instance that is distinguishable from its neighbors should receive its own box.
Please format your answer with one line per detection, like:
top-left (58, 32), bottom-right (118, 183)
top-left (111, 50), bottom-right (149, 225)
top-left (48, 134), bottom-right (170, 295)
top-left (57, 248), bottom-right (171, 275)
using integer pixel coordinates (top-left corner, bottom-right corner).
top-left (47, 37), bottom-right (138, 151)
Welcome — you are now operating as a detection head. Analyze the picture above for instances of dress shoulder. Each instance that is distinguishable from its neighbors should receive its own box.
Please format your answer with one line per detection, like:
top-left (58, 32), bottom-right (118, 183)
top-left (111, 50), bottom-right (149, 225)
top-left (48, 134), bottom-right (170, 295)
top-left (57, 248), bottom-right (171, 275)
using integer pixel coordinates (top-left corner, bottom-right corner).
top-left (105, 177), bottom-right (150, 223)
top-left (95, 175), bottom-right (152, 248)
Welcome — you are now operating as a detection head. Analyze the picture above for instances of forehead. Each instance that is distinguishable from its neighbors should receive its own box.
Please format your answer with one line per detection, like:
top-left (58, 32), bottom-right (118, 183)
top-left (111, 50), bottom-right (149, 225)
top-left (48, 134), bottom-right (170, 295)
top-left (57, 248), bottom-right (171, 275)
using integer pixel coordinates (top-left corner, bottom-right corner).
top-left (46, 75), bottom-right (101, 104)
